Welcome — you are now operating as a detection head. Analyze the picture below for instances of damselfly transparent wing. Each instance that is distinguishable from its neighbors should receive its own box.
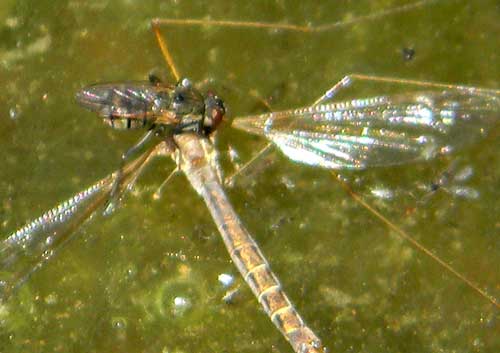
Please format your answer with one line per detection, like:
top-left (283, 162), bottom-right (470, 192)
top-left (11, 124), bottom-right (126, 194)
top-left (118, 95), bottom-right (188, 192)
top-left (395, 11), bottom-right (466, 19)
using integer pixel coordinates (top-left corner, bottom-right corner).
top-left (0, 146), bottom-right (157, 301)
top-left (233, 90), bottom-right (499, 169)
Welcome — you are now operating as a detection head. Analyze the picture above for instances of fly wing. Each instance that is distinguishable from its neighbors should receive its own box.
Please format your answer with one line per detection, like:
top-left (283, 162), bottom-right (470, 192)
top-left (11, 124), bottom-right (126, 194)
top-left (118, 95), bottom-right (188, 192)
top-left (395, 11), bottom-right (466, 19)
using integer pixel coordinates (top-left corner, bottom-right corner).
top-left (75, 82), bottom-right (174, 120)
top-left (233, 90), bottom-right (499, 169)
top-left (0, 148), bottom-right (154, 301)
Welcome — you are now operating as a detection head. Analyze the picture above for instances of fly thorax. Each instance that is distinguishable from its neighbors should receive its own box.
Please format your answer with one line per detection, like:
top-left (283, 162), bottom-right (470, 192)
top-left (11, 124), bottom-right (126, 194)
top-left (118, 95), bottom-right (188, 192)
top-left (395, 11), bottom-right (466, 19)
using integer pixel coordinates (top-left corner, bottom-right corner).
top-left (151, 91), bottom-right (172, 114)
top-left (170, 79), bottom-right (223, 135)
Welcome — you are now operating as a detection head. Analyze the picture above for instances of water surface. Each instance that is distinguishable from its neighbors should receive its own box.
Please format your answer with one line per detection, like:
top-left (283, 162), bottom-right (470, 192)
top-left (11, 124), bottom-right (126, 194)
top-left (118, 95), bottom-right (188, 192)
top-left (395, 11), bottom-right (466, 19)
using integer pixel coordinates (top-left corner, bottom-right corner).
top-left (0, 1), bottom-right (498, 352)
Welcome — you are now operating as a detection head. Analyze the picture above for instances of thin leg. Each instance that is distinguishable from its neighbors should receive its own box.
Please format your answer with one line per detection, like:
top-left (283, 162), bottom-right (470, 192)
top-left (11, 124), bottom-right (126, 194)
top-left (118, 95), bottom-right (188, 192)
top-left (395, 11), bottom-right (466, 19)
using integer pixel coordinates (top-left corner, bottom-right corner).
top-left (107, 129), bottom-right (157, 213)
top-left (312, 73), bottom-right (500, 106)
top-left (314, 0), bottom-right (440, 32)
top-left (153, 168), bottom-right (179, 200)
top-left (151, 19), bottom-right (181, 82)
top-left (223, 87), bottom-right (278, 187)
top-left (125, 140), bottom-right (177, 195)
top-left (312, 76), bottom-right (352, 106)
top-left (149, 138), bottom-right (182, 201)
top-left (152, 1), bottom-right (439, 33)
top-left (342, 73), bottom-right (500, 94)
top-left (225, 144), bottom-right (274, 187)
top-left (333, 171), bottom-right (499, 308)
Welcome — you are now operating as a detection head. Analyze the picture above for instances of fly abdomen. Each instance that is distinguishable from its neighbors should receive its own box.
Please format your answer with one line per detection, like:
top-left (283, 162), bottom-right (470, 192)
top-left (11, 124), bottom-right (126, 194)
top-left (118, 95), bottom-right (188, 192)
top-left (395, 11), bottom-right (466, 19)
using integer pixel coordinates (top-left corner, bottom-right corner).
top-left (104, 115), bottom-right (149, 130)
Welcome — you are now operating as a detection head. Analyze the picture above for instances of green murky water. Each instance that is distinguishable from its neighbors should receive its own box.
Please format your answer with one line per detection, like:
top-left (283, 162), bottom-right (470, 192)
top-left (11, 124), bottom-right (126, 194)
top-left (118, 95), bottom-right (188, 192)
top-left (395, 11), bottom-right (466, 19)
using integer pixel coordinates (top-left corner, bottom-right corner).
top-left (0, 1), bottom-right (498, 352)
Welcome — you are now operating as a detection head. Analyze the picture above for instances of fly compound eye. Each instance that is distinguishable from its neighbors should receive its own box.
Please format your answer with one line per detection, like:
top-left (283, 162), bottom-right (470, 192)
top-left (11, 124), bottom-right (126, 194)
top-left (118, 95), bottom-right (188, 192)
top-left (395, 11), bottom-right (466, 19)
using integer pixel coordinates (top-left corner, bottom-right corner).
top-left (174, 93), bottom-right (185, 104)
top-left (214, 97), bottom-right (224, 109)
top-left (203, 94), bottom-right (226, 134)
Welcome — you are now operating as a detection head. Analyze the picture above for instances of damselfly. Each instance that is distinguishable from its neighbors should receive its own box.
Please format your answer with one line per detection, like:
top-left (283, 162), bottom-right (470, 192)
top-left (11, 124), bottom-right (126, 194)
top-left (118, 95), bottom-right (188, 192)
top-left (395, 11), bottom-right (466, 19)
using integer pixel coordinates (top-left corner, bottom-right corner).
top-left (1, 2), bottom-right (498, 352)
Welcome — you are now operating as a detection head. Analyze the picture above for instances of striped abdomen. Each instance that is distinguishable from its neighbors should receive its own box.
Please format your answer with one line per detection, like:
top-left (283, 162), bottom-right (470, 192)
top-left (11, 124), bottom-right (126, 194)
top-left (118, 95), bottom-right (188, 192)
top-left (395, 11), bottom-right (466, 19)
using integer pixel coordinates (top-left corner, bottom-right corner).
top-left (175, 133), bottom-right (325, 353)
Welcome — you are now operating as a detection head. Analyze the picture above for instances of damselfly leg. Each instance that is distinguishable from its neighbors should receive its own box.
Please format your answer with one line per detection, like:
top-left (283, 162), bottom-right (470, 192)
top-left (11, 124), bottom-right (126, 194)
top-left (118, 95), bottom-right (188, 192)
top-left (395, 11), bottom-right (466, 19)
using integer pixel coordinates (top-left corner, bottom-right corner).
top-left (152, 0), bottom-right (441, 35)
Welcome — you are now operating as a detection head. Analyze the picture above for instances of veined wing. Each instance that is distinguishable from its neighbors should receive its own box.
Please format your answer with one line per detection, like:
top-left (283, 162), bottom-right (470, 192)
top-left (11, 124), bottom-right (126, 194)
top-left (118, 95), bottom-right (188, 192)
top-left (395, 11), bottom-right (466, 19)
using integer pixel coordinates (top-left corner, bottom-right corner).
top-left (232, 90), bottom-right (499, 169)
top-left (0, 147), bottom-right (154, 301)
top-left (76, 81), bottom-right (207, 129)
top-left (76, 82), bottom-right (172, 118)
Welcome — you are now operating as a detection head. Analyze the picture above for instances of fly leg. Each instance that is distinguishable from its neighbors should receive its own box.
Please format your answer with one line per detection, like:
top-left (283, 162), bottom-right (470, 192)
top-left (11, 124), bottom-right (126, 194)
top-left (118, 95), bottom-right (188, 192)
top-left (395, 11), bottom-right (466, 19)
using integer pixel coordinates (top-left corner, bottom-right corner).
top-left (151, 19), bottom-right (180, 82)
top-left (105, 128), bottom-right (158, 214)
top-left (152, 137), bottom-right (182, 200)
